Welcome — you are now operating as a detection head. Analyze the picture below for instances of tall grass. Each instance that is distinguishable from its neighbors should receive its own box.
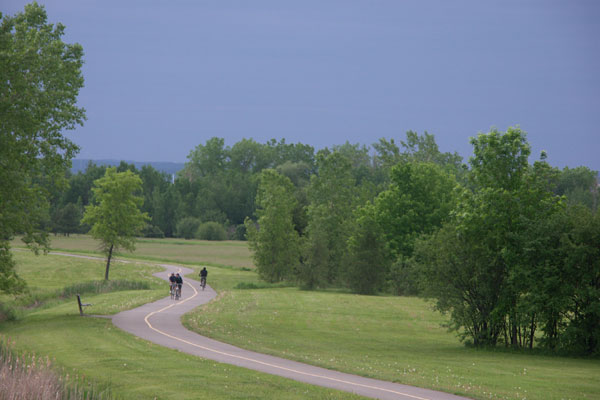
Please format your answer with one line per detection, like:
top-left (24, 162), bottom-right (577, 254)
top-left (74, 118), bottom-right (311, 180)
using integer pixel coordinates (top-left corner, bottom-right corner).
top-left (0, 337), bottom-right (114, 400)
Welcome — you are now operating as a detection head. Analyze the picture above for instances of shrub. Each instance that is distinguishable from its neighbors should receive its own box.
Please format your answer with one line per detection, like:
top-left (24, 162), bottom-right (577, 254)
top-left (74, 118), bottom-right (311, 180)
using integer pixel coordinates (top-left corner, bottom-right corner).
top-left (142, 224), bottom-right (164, 238)
top-left (0, 303), bottom-right (16, 322)
top-left (175, 217), bottom-right (201, 239)
top-left (234, 224), bottom-right (247, 241)
top-left (196, 222), bottom-right (227, 241)
top-left (234, 281), bottom-right (291, 289)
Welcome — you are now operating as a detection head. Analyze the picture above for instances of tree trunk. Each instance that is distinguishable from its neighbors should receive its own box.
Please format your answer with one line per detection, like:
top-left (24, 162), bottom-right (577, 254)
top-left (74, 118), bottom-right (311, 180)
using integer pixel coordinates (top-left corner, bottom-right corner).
top-left (529, 314), bottom-right (536, 349)
top-left (105, 244), bottom-right (114, 281)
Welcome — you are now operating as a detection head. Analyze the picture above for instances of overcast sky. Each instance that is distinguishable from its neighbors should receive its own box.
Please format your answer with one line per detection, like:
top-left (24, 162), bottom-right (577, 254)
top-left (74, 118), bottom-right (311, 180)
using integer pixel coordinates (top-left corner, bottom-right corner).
top-left (5, 0), bottom-right (600, 170)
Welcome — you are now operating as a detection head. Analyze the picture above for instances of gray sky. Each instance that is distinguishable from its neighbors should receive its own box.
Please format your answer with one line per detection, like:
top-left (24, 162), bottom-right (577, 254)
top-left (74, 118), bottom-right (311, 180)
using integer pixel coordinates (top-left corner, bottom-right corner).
top-left (5, 0), bottom-right (600, 170)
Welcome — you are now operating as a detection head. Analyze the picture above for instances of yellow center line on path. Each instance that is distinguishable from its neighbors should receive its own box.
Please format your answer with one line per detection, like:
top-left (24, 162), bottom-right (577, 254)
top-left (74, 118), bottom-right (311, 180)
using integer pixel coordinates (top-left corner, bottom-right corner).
top-left (143, 276), bottom-right (430, 400)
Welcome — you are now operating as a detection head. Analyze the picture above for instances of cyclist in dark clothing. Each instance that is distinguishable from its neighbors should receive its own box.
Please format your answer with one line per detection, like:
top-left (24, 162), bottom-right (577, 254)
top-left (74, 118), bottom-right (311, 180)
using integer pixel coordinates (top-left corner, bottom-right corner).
top-left (175, 273), bottom-right (183, 296)
top-left (168, 273), bottom-right (177, 295)
top-left (199, 267), bottom-right (208, 289)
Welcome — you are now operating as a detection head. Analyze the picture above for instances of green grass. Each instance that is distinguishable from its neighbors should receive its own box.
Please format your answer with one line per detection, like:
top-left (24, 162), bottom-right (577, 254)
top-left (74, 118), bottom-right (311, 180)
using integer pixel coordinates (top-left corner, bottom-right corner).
top-left (11, 234), bottom-right (255, 269)
top-left (0, 251), bottom-right (165, 315)
top-left (0, 311), bottom-right (365, 399)
top-left (0, 251), bottom-right (364, 399)
top-left (183, 288), bottom-right (600, 400)
top-left (6, 238), bottom-right (600, 400)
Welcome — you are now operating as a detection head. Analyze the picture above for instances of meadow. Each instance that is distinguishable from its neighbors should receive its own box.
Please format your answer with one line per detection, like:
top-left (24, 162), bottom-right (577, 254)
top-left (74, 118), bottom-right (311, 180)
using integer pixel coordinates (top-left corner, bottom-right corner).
top-left (3, 236), bottom-right (600, 400)
top-left (24, 234), bottom-right (255, 269)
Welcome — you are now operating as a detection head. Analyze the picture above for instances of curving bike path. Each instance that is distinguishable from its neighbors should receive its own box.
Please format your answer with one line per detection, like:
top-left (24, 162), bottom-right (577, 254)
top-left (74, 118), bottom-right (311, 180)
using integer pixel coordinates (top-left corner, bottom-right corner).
top-left (112, 264), bottom-right (470, 400)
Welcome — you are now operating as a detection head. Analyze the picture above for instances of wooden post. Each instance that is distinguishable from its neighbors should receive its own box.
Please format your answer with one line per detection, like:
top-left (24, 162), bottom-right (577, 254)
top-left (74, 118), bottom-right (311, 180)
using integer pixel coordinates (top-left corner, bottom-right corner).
top-left (77, 294), bottom-right (92, 316)
top-left (77, 294), bottom-right (84, 316)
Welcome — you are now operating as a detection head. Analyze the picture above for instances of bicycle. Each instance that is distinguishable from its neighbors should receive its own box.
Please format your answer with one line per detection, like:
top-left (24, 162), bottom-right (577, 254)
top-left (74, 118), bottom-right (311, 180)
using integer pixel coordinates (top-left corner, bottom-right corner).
top-left (200, 276), bottom-right (206, 291)
top-left (175, 284), bottom-right (182, 300)
top-left (170, 283), bottom-right (177, 299)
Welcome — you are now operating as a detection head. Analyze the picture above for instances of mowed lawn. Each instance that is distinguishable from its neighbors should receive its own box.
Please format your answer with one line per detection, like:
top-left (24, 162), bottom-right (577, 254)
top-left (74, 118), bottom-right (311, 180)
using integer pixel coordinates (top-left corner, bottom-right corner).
top-left (184, 288), bottom-right (600, 400)
top-left (6, 237), bottom-right (600, 400)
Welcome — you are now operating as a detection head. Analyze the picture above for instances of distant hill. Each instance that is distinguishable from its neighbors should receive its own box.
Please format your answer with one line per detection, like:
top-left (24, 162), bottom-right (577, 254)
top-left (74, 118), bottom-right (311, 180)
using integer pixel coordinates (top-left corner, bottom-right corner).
top-left (71, 159), bottom-right (185, 175)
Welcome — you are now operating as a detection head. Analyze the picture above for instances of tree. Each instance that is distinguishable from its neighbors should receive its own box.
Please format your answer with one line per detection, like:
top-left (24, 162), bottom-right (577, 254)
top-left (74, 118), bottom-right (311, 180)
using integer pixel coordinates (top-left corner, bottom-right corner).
top-left (82, 168), bottom-right (149, 280)
top-left (373, 132), bottom-right (464, 182)
top-left (555, 166), bottom-right (599, 211)
top-left (373, 162), bottom-right (457, 259)
top-left (0, 3), bottom-right (85, 294)
top-left (368, 161), bottom-right (457, 295)
top-left (345, 204), bottom-right (391, 294)
top-left (245, 169), bottom-right (300, 282)
top-left (301, 151), bottom-right (357, 288)
top-left (420, 127), bottom-right (564, 347)
top-left (182, 137), bottom-right (227, 179)
top-left (52, 202), bottom-right (82, 235)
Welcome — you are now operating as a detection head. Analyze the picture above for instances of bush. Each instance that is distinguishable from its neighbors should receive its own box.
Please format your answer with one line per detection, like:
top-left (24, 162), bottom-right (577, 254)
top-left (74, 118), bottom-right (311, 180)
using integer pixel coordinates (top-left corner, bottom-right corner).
top-left (234, 224), bottom-right (247, 240)
top-left (142, 224), bottom-right (164, 238)
top-left (234, 281), bottom-right (291, 289)
top-left (175, 217), bottom-right (201, 239)
top-left (196, 222), bottom-right (227, 241)
top-left (387, 256), bottom-right (421, 296)
top-left (0, 303), bottom-right (16, 322)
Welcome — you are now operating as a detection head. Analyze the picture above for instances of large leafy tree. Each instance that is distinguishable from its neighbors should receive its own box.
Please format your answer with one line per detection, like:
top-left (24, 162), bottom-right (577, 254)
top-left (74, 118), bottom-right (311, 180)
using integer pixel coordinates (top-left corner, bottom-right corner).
top-left (245, 169), bottom-right (300, 282)
top-left (421, 127), bottom-right (564, 347)
top-left (0, 3), bottom-right (85, 294)
top-left (82, 168), bottom-right (149, 280)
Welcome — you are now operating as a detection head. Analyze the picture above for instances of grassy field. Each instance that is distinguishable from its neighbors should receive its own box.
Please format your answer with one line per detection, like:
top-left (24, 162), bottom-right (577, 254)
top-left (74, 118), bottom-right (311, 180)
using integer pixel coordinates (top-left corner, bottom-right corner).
top-left (184, 288), bottom-right (600, 400)
top-left (11, 234), bottom-right (255, 269)
top-left (0, 251), bottom-right (365, 399)
top-left (5, 237), bottom-right (600, 400)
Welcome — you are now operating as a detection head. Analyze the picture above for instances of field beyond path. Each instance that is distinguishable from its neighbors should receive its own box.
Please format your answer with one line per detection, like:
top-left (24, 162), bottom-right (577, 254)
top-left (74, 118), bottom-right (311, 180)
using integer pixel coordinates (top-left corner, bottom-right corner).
top-left (112, 264), bottom-right (469, 400)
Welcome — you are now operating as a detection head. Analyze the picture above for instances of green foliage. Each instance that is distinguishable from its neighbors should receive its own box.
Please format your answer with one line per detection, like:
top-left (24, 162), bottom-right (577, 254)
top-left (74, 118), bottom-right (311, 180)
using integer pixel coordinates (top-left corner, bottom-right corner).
top-left (373, 162), bottom-right (457, 259)
top-left (196, 222), bottom-right (228, 241)
top-left (373, 131), bottom-right (464, 182)
top-left (82, 168), bottom-right (149, 280)
top-left (0, 2), bottom-right (85, 294)
top-left (387, 255), bottom-right (421, 296)
top-left (175, 217), bottom-right (201, 239)
top-left (301, 152), bottom-right (357, 288)
top-left (51, 202), bottom-right (82, 235)
top-left (548, 206), bottom-right (600, 355)
top-left (555, 166), bottom-right (599, 211)
top-left (419, 127), bottom-right (571, 349)
top-left (345, 204), bottom-right (390, 294)
top-left (245, 169), bottom-right (300, 282)
top-left (141, 224), bottom-right (165, 238)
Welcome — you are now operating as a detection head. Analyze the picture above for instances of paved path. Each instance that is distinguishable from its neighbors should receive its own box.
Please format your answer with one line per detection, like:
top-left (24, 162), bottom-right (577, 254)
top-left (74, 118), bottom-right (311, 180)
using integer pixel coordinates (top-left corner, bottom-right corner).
top-left (112, 264), bottom-right (470, 400)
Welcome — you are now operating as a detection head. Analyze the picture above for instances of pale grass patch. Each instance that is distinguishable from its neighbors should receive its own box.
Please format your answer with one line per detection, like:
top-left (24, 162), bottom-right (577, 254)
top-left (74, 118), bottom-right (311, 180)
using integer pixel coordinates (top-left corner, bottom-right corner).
top-left (0, 337), bottom-right (112, 400)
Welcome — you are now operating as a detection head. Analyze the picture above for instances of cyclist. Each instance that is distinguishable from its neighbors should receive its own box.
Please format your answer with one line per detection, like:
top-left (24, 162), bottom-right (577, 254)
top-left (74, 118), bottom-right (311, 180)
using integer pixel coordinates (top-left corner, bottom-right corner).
top-left (175, 273), bottom-right (183, 298)
top-left (199, 267), bottom-right (208, 289)
top-left (168, 273), bottom-right (177, 297)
